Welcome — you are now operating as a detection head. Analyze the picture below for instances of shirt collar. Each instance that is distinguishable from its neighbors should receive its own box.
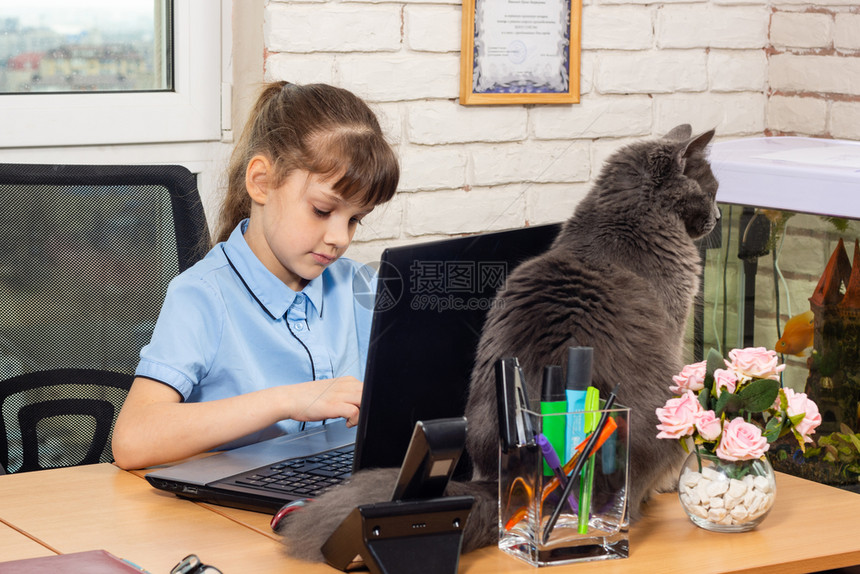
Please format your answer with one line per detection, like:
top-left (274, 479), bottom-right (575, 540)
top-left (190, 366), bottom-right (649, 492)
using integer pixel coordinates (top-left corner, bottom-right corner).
top-left (222, 220), bottom-right (324, 320)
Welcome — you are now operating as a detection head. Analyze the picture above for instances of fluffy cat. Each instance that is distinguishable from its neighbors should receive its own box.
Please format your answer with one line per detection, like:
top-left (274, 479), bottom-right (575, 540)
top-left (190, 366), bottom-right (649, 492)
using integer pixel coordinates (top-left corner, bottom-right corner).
top-left (465, 124), bottom-right (718, 521)
top-left (279, 124), bottom-right (719, 561)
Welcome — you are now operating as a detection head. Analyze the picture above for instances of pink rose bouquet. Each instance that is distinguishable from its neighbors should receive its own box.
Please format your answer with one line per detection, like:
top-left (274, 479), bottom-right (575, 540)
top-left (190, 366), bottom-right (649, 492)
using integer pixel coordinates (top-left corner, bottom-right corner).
top-left (656, 347), bottom-right (821, 463)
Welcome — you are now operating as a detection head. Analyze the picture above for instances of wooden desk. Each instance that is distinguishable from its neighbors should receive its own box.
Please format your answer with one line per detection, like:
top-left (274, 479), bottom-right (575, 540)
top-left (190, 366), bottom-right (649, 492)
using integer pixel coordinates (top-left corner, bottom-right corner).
top-left (1, 464), bottom-right (860, 573)
top-left (0, 521), bottom-right (54, 561)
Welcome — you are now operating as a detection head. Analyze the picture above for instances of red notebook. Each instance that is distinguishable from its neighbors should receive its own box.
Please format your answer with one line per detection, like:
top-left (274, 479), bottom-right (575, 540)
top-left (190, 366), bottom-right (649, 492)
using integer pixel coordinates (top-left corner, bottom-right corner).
top-left (0, 550), bottom-right (149, 573)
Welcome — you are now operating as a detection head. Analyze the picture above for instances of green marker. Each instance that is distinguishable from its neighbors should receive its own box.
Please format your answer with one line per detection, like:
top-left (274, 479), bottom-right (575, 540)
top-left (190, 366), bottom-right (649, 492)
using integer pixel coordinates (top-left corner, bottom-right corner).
top-left (578, 386), bottom-right (600, 533)
top-left (540, 365), bottom-right (566, 476)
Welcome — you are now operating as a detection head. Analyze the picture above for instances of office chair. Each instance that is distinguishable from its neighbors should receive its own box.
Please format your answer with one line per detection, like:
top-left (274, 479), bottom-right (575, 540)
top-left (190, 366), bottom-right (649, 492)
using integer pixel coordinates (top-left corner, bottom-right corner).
top-left (0, 164), bottom-right (209, 473)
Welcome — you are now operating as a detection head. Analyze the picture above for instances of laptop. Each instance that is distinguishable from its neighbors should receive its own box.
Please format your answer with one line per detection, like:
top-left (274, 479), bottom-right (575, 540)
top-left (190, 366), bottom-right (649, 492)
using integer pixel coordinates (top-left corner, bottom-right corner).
top-left (145, 223), bottom-right (561, 513)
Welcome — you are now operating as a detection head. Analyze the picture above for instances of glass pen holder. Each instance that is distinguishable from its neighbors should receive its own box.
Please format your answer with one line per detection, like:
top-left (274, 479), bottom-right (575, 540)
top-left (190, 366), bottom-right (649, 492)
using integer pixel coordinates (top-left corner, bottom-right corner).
top-left (499, 405), bottom-right (630, 567)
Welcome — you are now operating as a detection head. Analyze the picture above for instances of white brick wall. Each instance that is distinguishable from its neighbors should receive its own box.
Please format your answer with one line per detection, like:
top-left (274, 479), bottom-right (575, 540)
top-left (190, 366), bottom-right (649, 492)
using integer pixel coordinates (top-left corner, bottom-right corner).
top-left (258, 0), bottom-right (860, 259)
top-left (770, 54), bottom-right (860, 95)
top-left (767, 95), bottom-right (828, 135)
top-left (656, 5), bottom-right (769, 49)
top-left (770, 12), bottom-right (833, 50)
top-left (766, 6), bottom-right (860, 138)
top-left (834, 13), bottom-right (860, 51)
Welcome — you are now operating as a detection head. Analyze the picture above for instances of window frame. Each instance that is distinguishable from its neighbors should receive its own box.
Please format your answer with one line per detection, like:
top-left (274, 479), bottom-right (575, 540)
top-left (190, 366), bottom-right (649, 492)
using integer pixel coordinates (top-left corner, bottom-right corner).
top-left (0, 0), bottom-right (221, 148)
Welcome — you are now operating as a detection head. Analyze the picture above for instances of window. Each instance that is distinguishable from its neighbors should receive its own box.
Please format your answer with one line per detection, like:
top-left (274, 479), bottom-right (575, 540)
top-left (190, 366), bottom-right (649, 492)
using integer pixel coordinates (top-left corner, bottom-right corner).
top-left (0, 0), bottom-right (171, 94)
top-left (0, 0), bottom-right (221, 147)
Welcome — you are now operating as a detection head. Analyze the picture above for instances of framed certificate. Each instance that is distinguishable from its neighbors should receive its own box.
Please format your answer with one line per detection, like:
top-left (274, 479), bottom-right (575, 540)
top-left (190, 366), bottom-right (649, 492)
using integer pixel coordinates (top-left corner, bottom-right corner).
top-left (460, 0), bottom-right (581, 105)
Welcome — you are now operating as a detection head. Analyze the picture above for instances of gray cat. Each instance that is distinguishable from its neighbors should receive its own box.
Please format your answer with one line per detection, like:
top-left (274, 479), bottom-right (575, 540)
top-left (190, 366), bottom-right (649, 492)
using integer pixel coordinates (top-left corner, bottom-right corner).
top-left (279, 124), bottom-right (719, 560)
top-left (466, 124), bottom-right (718, 522)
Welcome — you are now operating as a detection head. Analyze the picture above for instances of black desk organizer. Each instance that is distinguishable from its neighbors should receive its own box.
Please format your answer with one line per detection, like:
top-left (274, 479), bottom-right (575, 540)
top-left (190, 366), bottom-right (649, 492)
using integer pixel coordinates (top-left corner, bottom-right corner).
top-left (321, 418), bottom-right (475, 574)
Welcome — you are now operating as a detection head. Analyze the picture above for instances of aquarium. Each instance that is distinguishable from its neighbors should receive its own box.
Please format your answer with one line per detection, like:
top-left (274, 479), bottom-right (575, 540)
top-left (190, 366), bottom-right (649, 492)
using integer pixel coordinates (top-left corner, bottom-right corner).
top-left (685, 136), bottom-right (860, 491)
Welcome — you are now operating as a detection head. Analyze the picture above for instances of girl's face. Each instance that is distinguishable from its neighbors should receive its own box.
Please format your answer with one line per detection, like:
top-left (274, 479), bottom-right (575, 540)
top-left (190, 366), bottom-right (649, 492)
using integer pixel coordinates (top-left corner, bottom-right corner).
top-left (244, 160), bottom-right (372, 291)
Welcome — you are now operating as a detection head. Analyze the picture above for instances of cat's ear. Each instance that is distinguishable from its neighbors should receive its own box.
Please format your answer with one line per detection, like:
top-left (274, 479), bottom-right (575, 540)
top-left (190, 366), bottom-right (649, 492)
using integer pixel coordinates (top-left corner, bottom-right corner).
top-left (664, 124), bottom-right (692, 141)
top-left (680, 129), bottom-right (716, 158)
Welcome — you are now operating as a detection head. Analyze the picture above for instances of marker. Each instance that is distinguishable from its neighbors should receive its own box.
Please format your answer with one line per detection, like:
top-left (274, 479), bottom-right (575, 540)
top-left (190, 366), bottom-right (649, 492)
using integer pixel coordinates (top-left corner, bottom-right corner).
top-left (578, 386), bottom-right (600, 534)
top-left (536, 433), bottom-right (578, 512)
top-left (540, 365), bottom-right (566, 476)
top-left (543, 383), bottom-right (621, 545)
top-left (564, 347), bottom-right (593, 462)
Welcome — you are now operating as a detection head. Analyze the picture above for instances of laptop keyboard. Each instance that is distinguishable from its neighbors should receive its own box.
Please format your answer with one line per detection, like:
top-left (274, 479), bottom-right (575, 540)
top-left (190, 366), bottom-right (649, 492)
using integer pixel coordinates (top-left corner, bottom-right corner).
top-left (229, 445), bottom-right (354, 498)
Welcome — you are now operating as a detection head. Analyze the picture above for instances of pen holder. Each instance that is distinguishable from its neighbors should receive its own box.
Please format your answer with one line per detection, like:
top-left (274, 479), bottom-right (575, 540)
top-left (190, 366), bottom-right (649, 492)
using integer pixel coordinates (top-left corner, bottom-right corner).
top-left (498, 405), bottom-right (630, 567)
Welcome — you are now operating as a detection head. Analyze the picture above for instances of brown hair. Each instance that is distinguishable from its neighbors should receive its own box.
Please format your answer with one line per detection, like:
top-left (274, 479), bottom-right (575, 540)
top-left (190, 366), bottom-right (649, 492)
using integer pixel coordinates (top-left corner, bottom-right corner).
top-left (214, 82), bottom-right (399, 244)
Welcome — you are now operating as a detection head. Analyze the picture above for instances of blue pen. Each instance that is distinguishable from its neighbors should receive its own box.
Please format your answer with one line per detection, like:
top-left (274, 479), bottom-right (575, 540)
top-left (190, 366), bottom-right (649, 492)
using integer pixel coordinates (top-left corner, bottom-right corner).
top-left (536, 433), bottom-right (578, 513)
top-left (564, 347), bottom-right (593, 462)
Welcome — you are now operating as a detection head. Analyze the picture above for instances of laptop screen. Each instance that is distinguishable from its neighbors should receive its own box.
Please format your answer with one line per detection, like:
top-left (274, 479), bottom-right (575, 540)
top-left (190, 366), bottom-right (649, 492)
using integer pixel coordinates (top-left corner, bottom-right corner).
top-left (353, 223), bottom-right (560, 478)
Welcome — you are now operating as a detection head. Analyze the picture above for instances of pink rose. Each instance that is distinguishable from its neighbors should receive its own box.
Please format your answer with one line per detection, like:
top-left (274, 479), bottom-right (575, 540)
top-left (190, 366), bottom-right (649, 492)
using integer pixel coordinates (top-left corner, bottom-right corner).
top-left (727, 347), bottom-right (785, 382)
top-left (715, 417), bottom-right (770, 461)
top-left (782, 388), bottom-right (822, 442)
top-left (671, 360), bottom-right (707, 394)
top-left (656, 390), bottom-right (702, 440)
top-left (694, 410), bottom-right (722, 442)
top-left (712, 368), bottom-right (738, 397)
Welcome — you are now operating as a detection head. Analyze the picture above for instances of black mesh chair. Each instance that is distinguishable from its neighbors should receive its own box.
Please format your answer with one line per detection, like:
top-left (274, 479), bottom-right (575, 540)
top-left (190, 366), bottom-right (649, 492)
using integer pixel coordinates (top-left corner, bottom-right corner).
top-left (0, 164), bottom-right (209, 473)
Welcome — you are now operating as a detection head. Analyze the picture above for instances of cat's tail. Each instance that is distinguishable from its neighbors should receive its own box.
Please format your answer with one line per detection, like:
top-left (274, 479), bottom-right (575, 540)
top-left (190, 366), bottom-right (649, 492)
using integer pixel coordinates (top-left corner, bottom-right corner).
top-left (278, 467), bottom-right (499, 562)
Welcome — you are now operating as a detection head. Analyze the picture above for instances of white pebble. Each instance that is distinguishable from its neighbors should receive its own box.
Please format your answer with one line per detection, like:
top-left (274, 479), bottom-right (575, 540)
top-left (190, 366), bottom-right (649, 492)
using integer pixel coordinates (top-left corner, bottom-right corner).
top-left (708, 508), bottom-right (727, 522)
top-left (696, 481), bottom-right (711, 504)
top-left (753, 475), bottom-right (771, 493)
top-left (723, 493), bottom-right (739, 510)
top-left (686, 488), bottom-right (701, 505)
top-left (689, 504), bottom-right (708, 519)
top-left (730, 505), bottom-right (749, 522)
top-left (728, 479), bottom-right (747, 498)
top-left (682, 471), bottom-right (702, 489)
top-left (680, 465), bottom-right (775, 528)
top-left (702, 467), bottom-right (722, 481)
top-left (747, 492), bottom-right (766, 517)
top-left (707, 479), bottom-right (729, 498)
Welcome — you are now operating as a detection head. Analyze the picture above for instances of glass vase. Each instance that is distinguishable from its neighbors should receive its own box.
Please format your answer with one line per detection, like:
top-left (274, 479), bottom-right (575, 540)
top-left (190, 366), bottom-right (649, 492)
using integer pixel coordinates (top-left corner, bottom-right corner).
top-left (677, 450), bottom-right (776, 533)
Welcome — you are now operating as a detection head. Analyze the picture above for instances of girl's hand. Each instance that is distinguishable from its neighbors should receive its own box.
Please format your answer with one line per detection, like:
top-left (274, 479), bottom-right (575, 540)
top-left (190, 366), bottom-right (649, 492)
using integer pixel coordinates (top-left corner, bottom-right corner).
top-left (284, 376), bottom-right (363, 427)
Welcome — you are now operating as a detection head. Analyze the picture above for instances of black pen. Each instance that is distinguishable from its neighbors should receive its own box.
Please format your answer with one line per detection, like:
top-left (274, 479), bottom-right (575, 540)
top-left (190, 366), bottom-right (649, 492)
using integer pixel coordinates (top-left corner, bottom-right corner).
top-left (541, 382), bottom-right (621, 544)
top-left (495, 357), bottom-right (520, 452)
top-left (515, 364), bottom-right (535, 445)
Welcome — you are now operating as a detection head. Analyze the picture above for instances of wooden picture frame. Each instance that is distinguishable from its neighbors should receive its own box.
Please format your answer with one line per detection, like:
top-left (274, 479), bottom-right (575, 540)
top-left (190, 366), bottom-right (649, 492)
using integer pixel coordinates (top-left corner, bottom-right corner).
top-left (460, 0), bottom-right (581, 106)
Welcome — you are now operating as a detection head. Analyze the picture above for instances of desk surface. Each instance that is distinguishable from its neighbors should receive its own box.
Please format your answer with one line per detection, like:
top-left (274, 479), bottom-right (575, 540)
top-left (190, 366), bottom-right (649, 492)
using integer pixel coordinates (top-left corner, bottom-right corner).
top-left (1, 464), bottom-right (859, 573)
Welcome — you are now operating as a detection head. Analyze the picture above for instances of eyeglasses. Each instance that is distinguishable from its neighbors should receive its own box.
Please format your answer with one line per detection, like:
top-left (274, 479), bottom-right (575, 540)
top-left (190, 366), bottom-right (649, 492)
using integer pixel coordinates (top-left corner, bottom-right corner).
top-left (170, 554), bottom-right (223, 574)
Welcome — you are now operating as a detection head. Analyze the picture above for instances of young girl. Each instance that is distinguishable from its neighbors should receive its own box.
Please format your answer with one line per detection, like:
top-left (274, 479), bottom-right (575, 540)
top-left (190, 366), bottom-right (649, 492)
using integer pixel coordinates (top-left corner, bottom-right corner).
top-left (112, 82), bottom-right (399, 470)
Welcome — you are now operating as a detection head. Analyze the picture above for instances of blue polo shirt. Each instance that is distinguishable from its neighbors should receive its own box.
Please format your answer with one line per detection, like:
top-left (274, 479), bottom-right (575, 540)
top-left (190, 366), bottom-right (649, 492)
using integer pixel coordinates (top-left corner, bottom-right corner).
top-left (135, 220), bottom-right (373, 449)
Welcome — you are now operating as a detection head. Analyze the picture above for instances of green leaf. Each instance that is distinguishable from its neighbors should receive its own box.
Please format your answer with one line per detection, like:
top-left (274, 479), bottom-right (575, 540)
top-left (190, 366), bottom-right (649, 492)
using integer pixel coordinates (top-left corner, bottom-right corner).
top-left (714, 391), bottom-right (744, 417)
top-left (737, 379), bottom-right (780, 412)
top-left (788, 412), bottom-right (807, 428)
top-left (698, 385), bottom-right (711, 410)
top-left (791, 428), bottom-right (808, 452)
top-left (804, 447), bottom-right (821, 458)
top-left (763, 415), bottom-right (785, 443)
top-left (847, 433), bottom-right (860, 455)
top-left (706, 348), bottom-right (725, 378)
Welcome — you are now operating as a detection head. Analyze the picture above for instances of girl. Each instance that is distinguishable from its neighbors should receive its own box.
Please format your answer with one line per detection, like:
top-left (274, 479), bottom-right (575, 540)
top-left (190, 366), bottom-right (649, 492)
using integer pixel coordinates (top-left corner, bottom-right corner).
top-left (112, 82), bottom-right (399, 470)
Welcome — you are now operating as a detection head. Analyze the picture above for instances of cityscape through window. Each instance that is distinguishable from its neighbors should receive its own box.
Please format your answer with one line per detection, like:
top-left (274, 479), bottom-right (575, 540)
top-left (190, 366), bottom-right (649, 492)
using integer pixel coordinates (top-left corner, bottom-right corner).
top-left (0, 0), bottom-right (171, 94)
